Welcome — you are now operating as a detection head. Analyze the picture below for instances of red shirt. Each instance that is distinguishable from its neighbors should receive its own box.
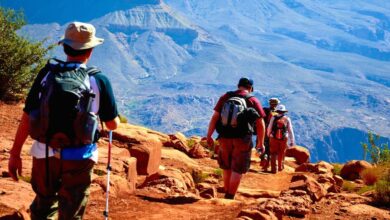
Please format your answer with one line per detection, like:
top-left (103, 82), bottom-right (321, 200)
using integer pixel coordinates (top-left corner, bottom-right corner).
top-left (214, 90), bottom-right (266, 118)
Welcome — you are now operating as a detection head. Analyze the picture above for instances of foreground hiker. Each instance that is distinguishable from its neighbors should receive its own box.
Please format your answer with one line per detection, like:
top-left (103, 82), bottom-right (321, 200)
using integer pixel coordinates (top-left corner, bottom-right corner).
top-left (207, 77), bottom-right (266, 199)
top-left (8, 22), bottom-right (119, 219)
top-left (260, 98), bottom-right (280, 172)
top-left (267, 104), bottom-right (295, 173)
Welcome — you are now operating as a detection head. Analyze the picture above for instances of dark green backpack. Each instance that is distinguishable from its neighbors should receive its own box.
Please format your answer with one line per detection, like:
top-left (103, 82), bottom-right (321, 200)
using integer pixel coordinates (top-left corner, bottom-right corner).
top-left (29, 59), bottom-right (99, 148)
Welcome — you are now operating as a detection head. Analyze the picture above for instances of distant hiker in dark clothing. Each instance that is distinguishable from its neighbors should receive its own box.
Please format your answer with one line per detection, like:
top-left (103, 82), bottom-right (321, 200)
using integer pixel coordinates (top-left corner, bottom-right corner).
top-left (267, 104), bottom-right (295, 174)
top-left (8, 22), bottom-right (120, 220)
top-left (207, 77), bottom-right (266, 199)
top-left (260, 97), bottom-right (280, 172)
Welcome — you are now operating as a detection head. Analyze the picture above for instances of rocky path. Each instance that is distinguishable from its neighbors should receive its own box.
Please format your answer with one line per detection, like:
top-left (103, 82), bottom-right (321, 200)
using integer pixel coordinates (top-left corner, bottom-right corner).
top-left (1, 102), bottom-right (389, 220)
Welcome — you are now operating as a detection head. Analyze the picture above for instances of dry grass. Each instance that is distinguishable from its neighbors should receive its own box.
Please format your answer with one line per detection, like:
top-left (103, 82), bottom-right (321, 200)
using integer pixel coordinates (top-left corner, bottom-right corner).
top-left (361, 167), bottom-right (381, 185)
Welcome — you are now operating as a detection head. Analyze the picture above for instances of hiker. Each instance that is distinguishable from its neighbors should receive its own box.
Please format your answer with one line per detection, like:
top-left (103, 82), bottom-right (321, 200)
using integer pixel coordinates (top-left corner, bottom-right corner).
top-left (8, 22), bottom-right (120, 220)
top-left (207, 77), bottom-right (266, 199)
top-left (260, 98), bottom-right (280, 171)
top-left (267, 104), bottom-right (295, 173)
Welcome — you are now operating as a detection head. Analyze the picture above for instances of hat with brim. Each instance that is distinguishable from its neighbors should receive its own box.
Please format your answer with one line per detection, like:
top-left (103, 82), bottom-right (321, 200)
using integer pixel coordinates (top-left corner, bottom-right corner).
top-left (58, 22), bottom-right (104, 50)
top-left (276, 104), bottom-right (288, 112)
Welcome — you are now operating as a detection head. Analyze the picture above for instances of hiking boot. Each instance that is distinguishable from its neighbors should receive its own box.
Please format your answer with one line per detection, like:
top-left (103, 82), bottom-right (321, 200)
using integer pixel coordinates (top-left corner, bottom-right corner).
top-left (224, 193), bottom-right (235, 200)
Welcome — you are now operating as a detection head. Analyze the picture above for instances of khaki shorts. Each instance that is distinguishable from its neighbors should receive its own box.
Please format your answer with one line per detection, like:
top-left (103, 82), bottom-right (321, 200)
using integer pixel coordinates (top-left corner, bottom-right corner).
top-left (217, 136), bottom-right (253, 174)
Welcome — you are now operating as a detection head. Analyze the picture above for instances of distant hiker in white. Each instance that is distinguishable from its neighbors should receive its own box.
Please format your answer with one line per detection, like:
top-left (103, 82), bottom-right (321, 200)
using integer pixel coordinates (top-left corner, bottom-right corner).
top-left (267, 104), bottom-right (295, 173)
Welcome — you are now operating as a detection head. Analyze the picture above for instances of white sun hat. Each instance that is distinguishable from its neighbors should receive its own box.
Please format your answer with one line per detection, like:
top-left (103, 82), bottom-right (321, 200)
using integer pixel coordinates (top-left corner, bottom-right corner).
top-left (276, 104), bottom-right (288, 112)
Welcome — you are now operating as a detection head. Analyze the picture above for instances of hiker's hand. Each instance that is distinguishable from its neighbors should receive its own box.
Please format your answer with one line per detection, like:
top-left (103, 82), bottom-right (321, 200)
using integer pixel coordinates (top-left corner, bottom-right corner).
top-left (8, 154), bottom-right (22, 181)
top-left (256, 144), bottom-right (265, 154)
top-left (207, 136), bottom-right (214, 148)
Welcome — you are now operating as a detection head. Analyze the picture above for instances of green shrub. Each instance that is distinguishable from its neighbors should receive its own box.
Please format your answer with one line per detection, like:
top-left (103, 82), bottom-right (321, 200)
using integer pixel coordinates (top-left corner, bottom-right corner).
top-left (187, 139), bottom-right (196, 149)
top-left (332, 163), bottom-right (343, 176)
top-left (0, 8), bottom-right (53, 101)
top-left (361, 167), bottom-right (381, 185)
top-left (358, 185), bottom-right (376, 195)
top-left (373, 164), bottom-right (390, 207)
top-left (342, 181), bottom-right (357, 192)
top-left (361, 131), bottom-right (390, 164)
top-left (118, 113), bottom-right (128, 123)
top-left (191, 169), bottom-right (209, 184)
top-left (213, 168), bottom-right (223, 179)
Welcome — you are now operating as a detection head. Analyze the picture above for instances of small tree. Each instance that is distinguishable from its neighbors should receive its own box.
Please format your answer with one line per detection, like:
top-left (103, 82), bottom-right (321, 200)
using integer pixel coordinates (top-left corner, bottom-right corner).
top-left (361, 131), bottom-right (390, 164)
top-left (0, 7), bottom-right (53, 101)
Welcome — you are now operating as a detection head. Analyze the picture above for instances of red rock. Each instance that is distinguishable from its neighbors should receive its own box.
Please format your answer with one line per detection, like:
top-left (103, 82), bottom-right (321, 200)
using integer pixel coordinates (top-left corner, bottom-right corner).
top-left (314, 161), bottom-right (334, 174)
top-left (124, 157), bottom-right (137, 193)
top-left (145, 167), bottom-right (195, 191)
top-left (188, 143), bottom-right (210, 158)
top-left (295, 163), bottom-right (316, 172)
top-left (327, 184), bottom-right (341, 193)
top-left (167, 132), bottom-right (190, 154)
top-left (340, 160), bottom-right (373, 180)
top-left (92, 175), bottom-right (134, 197)
top-left (333, 175), bottom-right (344, 187)
top-left (290, 174), bottom-right (327, 202)
top-left (130, 139), bottom-right (162, 175)
top-left (286, 146), bottom-right (310, 165)
top-left (238, 209), bottom-right (277, 220)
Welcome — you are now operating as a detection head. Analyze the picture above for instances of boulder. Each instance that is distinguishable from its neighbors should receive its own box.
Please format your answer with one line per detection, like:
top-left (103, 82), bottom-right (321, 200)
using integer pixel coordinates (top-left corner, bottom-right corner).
top-left (110, 124), bottom-right (164, 175)
top-left (333, 175), bottom-right (344, 187)
top-left (285, 146), bottom-right (310, 165)
top-left (144, 167), bottom-right (195, 191)
top-left (0, 179), bottom-right (35, 219)
top-left (197, 183), bottom-right (217, 199)
top-left (98, 146), bottom-right (130, 173)
top-left (93, 175), bottom-right (135, 196)
top-left (314, 161), bottom-right (334, 174)
top-left (188, 143), bottom-right (210, 158)
top-left (161, 148), bottom-right (199, 172)
top-left (257, 190), bottom-right (311, 218)
top-left (238, 188), bottom-right (280, 198)
top-left (139, 167), bottom-right (200, 204)
top-left (167, 132), bottom-right (190, 154)
top-left (124, 157), bottom-right (137, 193)
top-left (295, 163), bottom-right (316, 172)
top-left (290, 174), bottom-right (327, 202)
top-left (340, 160), bottom-right (373, 180)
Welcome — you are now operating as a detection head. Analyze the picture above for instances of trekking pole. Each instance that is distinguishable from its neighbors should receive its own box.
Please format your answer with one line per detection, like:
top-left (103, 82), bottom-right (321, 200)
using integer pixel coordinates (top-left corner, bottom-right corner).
top-left (103, 130), bottom-right (113, 220)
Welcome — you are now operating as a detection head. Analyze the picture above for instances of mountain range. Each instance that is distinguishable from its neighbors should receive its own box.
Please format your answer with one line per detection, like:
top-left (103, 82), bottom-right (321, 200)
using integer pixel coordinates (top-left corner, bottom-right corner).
top-left (1, 0), bottom-right (389, 162)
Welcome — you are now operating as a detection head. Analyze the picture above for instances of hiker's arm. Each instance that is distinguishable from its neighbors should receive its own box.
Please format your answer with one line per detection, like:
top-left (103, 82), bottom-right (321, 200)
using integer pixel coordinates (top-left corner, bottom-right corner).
top-left (267, 117), bottom-right (274, 137)
top-left (287, 118), bottom-right (295, 146)
top-left (104, 116), bottom-right (120, 130)
top-left (206, 111), bottom-right (219, 147)
top-left (256, 118), bottom-right (265, 149)
top-left (9, 112), bottom-right (29, 181)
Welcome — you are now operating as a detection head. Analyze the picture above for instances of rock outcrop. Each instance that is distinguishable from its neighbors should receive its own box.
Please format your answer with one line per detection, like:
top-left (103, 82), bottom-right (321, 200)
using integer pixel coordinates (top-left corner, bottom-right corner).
top-left (286, 146), bottom-right (310, 165)
top-left (340, 160), bottom-right (373, 180)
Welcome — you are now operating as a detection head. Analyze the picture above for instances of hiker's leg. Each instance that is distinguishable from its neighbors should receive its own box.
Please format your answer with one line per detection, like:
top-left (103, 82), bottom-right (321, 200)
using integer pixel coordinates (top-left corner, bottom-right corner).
top-left (223, 169), bottom-right (232, 192)
top-left (269, 138), bottom-right (278, 173)
top-left (58, 159), bottom-right (94, 220)
top-left (263, 138), bottom-right (270, 170)
top-left (278, 139), bottom-right (288, 171)
top-left (227, 135), bottom-right (252, 198)
top-left (228, 171), bottom-right (242, 196)
top-left (217, 138), bottom-right (233, 193)
top-left (30, 157), bottom-right (61, 220)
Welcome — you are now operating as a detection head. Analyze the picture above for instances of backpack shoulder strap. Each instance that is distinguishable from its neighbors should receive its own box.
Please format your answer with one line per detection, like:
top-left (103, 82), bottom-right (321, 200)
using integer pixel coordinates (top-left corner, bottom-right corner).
top-left (86, 66), bottom-right (101, 76)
